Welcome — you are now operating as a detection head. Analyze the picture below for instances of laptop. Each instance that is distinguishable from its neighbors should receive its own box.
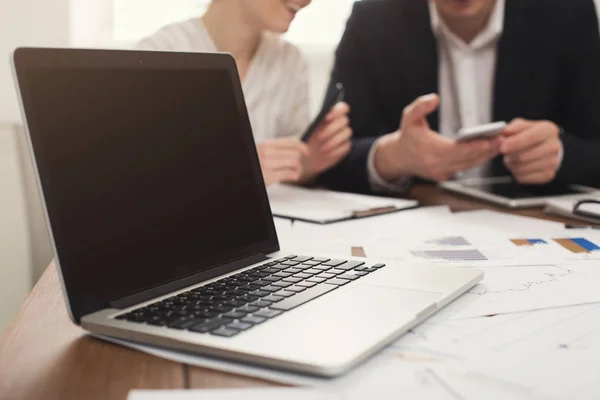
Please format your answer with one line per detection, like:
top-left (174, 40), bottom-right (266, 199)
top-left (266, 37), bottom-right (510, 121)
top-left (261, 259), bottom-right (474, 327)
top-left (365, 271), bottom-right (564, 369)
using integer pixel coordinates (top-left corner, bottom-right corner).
top-left (12, 47), bottom-right (483, 377)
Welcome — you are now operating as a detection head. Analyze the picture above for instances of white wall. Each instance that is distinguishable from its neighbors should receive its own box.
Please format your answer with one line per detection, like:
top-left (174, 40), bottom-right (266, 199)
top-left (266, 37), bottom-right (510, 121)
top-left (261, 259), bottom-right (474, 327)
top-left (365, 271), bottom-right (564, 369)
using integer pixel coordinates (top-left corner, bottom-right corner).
top-left (0, 0), bottom-right (69, 333)
top-left (0, 0), bottom-right (70, 123)
top-left (0, 123), bottom-right (31, 333)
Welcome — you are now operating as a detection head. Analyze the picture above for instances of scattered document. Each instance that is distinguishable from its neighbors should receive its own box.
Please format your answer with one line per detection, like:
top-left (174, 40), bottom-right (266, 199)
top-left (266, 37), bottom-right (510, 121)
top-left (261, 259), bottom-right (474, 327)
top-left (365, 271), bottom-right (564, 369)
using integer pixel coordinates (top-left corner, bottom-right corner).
top-left (394, 303), bottom-right (600, 358)
top-left (128, 388), bottom-right (339, 400)
top-left (432, 265), bottom-right (600, 320)
top-left (267, 184), bottom-right (417, 224)
top-left (434, 347), bottom-right (600, 400)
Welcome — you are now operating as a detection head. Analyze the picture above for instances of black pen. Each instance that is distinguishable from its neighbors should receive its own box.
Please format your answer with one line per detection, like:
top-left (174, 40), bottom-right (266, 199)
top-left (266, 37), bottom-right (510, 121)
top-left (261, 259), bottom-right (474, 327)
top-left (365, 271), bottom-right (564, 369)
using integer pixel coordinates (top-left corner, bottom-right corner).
top-left (565, 224), bottom-right (600, 230)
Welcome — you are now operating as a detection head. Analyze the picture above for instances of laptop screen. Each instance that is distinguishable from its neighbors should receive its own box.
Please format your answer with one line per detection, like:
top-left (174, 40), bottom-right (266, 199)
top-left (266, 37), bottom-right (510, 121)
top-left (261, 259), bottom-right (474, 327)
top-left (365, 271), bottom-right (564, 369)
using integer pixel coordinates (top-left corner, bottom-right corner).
top-left (16, 50), bottom-right (278, 321)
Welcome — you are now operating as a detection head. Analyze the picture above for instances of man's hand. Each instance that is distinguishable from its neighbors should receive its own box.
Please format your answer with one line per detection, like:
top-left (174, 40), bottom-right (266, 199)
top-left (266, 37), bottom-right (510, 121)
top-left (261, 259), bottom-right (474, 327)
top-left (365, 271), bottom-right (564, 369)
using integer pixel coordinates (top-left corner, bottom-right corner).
top-left (302, 102), bottom-right (352, 182)
top-left (374, 94), bottom-right (501, 182)
top-left (500, 118), bottom-right (562, 185)
top-left (257, 138), bottom-right (309, 187)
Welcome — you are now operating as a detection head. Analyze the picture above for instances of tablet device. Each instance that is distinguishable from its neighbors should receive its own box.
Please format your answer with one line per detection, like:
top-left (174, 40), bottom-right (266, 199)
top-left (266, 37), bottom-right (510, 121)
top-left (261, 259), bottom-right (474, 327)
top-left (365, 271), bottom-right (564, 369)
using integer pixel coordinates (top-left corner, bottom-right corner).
top-left (301, 82), bottom-right (344, 142)
top-left (456, 121), bottom-right (506, 142)
top-left (441, 176), bottom-right (598, 208)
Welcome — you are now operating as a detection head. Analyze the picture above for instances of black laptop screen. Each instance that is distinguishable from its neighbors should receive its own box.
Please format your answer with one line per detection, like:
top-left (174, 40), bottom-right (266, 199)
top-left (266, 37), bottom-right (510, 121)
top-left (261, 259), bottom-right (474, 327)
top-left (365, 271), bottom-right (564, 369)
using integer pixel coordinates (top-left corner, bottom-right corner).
top-left (19, 54), bottom-right (278, 320)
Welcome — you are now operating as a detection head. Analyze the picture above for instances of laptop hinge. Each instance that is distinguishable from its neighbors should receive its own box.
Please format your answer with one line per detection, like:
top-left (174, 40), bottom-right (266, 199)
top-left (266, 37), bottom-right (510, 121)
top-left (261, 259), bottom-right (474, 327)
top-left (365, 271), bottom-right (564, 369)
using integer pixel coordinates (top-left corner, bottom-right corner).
top-left (109, 253), bottom-right (269, 310)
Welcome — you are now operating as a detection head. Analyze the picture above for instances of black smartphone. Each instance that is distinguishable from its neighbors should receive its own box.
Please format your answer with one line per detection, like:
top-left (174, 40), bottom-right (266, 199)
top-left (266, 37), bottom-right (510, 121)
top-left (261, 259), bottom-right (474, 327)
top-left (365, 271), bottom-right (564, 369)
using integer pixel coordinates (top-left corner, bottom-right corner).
top-left (301, 82), bottom-right (345, 142)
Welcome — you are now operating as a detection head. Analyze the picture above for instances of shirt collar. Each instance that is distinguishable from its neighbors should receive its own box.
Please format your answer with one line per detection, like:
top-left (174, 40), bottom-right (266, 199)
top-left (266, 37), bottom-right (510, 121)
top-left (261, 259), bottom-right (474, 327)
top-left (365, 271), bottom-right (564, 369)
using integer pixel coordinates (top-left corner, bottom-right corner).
top-left (429, 0), bottom-right (505, 50)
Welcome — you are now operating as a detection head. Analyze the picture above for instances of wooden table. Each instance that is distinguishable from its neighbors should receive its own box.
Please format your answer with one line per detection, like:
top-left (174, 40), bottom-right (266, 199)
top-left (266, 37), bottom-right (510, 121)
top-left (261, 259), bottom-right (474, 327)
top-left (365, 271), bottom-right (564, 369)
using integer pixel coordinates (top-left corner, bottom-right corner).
top-left (0, 185), bottom-right (578, 400)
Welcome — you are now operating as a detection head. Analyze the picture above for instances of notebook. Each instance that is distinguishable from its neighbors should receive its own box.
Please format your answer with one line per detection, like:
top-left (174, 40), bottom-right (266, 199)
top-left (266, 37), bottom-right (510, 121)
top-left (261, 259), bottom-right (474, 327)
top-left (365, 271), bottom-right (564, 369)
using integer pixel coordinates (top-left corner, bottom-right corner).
top-left (266, 184), bottom-right (419, 224)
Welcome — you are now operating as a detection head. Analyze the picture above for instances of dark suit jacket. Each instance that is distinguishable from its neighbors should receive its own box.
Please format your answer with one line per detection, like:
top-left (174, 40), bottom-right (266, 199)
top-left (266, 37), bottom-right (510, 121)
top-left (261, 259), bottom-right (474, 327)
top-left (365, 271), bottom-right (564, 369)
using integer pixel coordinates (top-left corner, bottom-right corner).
top-left (317, 0), bottom-right (600, 194)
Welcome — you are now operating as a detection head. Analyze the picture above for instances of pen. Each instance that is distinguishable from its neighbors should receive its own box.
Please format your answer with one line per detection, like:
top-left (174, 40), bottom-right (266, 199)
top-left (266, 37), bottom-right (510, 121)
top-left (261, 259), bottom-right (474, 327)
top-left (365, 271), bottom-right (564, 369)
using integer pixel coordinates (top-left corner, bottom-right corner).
top-left (564, 224), bottom-right (600, 230)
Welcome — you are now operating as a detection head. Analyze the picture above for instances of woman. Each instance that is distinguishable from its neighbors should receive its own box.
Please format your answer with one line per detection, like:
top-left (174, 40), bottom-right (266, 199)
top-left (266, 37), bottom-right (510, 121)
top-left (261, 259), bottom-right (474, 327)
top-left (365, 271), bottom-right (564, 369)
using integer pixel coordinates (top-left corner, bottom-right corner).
top-left (136, 0), bottom-right (352, 186)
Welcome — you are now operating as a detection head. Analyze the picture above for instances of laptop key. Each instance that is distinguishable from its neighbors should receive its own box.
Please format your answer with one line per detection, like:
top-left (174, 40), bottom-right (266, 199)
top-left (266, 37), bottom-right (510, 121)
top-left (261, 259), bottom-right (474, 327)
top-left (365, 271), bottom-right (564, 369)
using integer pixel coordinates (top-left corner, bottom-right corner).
top-left (325, 278), bottom-right (349, 286)
top-left (284, 268), bottom-right (303, 274)
top-left (270, 285), bottom-right (336, 311)
top-left (281, 260), bottom-right (301, 266)
top-left (302, 260), bottom-right (321, 266)
top-left (306, 277), bottom-right (326, 284)
top-left (337, 274), bottom-right (359, 281)
top-left (282, 277), bottom-right (303, 284)
top-left (293, 272), bottom-right (312, 279)
top-left (323, 259), bottom-right (347, 267)
top-left (210, 327), bottom-right (239, 337)
top-left (328, 269), bottom-right (345, 275)
top-left (372, 263), bottom-right (386, 269)
top-left (284, 286), bottom-right (307, 293)
top-left (293, 265), bottom-right (312, 271)
top-left (313, 265), bottom-right (332, 271)
top-left (296, 281), bottom-right (316, 288)
top-left (355, 271), bottom-right (369, 277)
top-left (227, 321), bottom-right (253, 331)
top-left (251, 300), bottom-right (273, 308)
top-left (312, 257), bottom-right (330, 263)
top-left (274, 290), bottom-right (295, 298)
top-left (272, 281), bottom-right (292, 288)
top-left (334, 260), bottom-right (366, 271)
top-left (262, 295), bottom-right (284, 303)
top-left (316, 273), bottom-right (336, 279)
top-left (290, 256), bottom-right (312, 262)
top-left (263, 276), bottom-right (282, 283)
top-left (237, 305), bottom-right (260, 313)
top-left (354, 266), bottom-right (369, 272)
top-left (284, 255), bottom-right (297, 259)
top-left (189, 317), bottom-right (232, 333)
top-left (303, 269), bottom-right (321, 275)
top-left (224, 311), bottom-right (247, 319)
top-left (253, 309), bottom-right (283, 318)
top-left (242, 316), bottom-right (267, 325)
top-left (250, 290), bottom-right (270, 298)
top-left (262, 268), bottom-right (281, 274)
top-left (262, 286), bottom-right (282, 293)
top-left (169, 317), bottom-right (205, 330)
top-left (273, 271), bottom-right (293, 278)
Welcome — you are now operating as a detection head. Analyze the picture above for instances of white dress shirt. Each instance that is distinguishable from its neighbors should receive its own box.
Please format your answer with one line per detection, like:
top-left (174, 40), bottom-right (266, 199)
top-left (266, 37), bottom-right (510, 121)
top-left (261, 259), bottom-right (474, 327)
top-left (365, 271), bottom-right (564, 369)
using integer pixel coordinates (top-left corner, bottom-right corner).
top-left (135, 18), bottom-right (310, 144)
top-left (368, 0), bottom-right (505, 190)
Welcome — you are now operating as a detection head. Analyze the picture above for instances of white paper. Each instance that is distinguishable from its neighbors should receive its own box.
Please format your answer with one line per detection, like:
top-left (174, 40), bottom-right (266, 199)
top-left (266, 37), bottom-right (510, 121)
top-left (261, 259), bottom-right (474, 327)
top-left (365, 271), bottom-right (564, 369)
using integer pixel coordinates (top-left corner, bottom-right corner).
top-left (454, 209), bottom-right (565, 234)
top-left (128, 388), bottom-right (339, 400)
top-left (434, 347), bottom-right (600, 400)
top-left (267, 184), bottom-right (417, 223)
top-left (394, 303), bottom-right (600, 358)
top-left (431, 265), bottom-right (600, 319)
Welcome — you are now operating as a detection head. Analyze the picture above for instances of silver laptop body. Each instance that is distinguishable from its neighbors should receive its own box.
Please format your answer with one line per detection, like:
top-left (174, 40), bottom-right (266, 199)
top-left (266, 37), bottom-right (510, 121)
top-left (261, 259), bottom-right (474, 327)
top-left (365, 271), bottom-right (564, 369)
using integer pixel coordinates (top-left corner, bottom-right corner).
top-left (13, 47), bottom-right (482, 377)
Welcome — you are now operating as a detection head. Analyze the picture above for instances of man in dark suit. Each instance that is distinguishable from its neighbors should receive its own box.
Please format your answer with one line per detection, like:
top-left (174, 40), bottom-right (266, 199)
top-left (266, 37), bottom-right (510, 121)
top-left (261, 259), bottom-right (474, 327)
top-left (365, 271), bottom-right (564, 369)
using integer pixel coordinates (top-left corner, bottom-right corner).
top-left (316, 0), bottom-right (600, 194)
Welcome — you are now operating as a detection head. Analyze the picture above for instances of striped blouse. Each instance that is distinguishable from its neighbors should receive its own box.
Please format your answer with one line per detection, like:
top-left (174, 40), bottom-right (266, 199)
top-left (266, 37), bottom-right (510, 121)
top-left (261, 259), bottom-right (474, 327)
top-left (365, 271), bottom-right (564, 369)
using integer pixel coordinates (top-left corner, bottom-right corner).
top-left (135, 17), bottom-right (310, 144)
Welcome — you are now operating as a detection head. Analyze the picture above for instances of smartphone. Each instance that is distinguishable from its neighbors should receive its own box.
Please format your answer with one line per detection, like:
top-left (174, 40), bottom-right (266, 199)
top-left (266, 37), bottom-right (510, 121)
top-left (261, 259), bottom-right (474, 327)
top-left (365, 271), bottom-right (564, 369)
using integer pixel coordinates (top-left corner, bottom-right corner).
top-left (456, 121), bottom-right (507, 142)
top-left (301, 82), bottom-right (345, 142)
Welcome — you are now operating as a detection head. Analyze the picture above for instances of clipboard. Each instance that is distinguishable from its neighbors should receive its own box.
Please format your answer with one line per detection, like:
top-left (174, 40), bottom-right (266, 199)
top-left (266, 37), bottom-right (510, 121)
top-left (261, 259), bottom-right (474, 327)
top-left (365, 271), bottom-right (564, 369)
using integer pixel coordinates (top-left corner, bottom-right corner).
top-left (267, 184), bottom-right (420, 225)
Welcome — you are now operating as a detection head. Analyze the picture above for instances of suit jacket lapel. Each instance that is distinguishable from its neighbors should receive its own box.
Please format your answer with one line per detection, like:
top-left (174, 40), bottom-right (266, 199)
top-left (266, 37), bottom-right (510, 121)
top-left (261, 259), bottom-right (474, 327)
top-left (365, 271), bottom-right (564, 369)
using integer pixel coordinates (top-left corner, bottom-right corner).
top-left (493, 0), bottom-right (538, 175)
top-left (402, 1), bottom-right (440, 131)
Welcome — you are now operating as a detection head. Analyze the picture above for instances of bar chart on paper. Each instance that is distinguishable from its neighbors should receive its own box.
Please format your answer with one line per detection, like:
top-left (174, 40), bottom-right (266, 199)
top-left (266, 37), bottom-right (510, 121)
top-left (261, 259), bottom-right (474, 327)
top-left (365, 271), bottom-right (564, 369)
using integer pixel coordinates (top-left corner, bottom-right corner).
top-left (554, 238), bottom-right (600, 254)
top-left (510, 238), bottom-right (548, 247)
top-left (410, 249), bottom-right (488, 262)
top-left (425, 236), bottom-right (471, 246)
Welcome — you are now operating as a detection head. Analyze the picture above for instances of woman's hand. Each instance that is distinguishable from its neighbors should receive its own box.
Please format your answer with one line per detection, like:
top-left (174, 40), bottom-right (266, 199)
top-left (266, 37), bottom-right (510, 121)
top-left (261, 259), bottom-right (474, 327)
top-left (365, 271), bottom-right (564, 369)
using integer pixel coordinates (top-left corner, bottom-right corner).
top-left (302, 102), bottom-right (353, 183)
top-left (257, 138), bottom-right (309, 186)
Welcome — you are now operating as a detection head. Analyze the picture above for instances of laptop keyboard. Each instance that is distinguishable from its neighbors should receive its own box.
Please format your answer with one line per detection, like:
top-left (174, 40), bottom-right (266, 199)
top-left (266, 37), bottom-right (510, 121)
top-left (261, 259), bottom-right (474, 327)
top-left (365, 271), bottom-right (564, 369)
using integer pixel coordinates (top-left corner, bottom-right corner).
top-left (116, 256), bottom-right (385, 338)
